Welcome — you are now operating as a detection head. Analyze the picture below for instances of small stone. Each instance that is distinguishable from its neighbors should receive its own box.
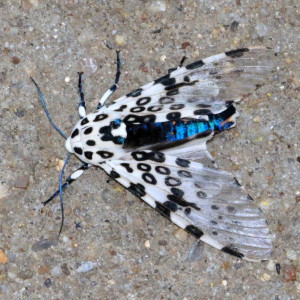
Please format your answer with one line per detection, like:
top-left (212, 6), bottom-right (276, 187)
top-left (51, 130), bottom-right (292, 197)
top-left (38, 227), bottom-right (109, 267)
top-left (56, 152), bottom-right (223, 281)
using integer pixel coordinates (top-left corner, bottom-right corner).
top-left (181, 42), bottom-right (191, 49)
top-left (144, 240), bottom-right (150, 248)
top-left (78, 29), bottom-right (95, 44)
top-left (115, 35), bottom-right (126, 46)
top-left (13, 175), bottom-right (29, 189)
top-left (286, 249), bottom-right (298, 261)
top-left (149, 0), bottom-right (166, 12)
top-left (107, 279), bottom-right (116, 285)
top-left (172, 228), bottom-right (188, 242)
top-left (158, 240), bottom-right (167, 246)
top-left (222, 280), bottom-right (227, 286)
top-left (51, 265), bottom-right (62, 277)
top-left (253, 116), bottom-right (260, 123)
top-left (255, 23), bottom-right (269, 37)
top-left (160, 55), bottom-right (166, 62)
top-left (267, 260), bottom-right (275, 271)
top-left (11, 56), bottom-right (20, 64)
top-left (17, 269), bottom-right (34, 280)
top-left (221, 261), bottom-right (230, 270)
top-left (76, 261), bottom-right (97, 273)
top-left (0, 250), bottom-right (8, 264)
top-left (260, 273), bottom-right (271, 281)
top-left (61, 263), bottom-right (70, 276)
top-left (186, 241), bottom-right (203, 262)
top-left (56, 159), bottom-right (64, 171)
top-left (0, 184), bottom-right (9, 200)
top-left (79, 57), bottom-right (98, 76)
top-left (44, 278), bottom-right (52, 288)
top-left (282, 265), bottom-right (297, 282)
top-left (32, 239), bottom-right (56, 251)
top-left (37, 265), bottom-right (50, 275)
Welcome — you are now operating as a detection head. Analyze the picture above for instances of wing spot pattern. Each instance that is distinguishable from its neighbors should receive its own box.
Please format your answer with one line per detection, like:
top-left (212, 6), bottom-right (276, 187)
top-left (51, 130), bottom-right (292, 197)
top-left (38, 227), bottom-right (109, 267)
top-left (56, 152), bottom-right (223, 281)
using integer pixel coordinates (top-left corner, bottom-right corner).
top-left (165, 176), bottom-right (181, 187)
top-left (185, 225), bottom-right (204, 238)
top-left (159, 96), bottom-right (175, 104)
top-left (142, 173), bottom-right (157, 185)
top-left (155, 166), bottom-right (171, 175)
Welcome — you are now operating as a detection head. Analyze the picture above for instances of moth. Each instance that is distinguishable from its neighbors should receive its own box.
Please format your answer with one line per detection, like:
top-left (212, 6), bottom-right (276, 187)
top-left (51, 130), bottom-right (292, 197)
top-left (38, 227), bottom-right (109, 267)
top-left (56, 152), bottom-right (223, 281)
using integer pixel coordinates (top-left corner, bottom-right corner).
top-left (32, 46), bottom-right (274, 261)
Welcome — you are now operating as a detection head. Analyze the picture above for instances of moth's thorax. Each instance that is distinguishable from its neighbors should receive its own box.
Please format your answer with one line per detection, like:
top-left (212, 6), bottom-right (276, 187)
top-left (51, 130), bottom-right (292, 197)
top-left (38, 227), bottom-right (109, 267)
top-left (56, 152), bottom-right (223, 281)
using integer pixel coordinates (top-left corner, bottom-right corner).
top-left (65, 110), bottom-right (127, 164)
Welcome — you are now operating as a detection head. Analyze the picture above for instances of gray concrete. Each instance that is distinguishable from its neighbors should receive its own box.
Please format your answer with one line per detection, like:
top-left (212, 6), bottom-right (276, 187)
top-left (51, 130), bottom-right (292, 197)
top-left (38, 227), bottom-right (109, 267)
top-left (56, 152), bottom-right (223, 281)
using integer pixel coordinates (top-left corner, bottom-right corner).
top-left (0, 0), bottom-right (299, 299)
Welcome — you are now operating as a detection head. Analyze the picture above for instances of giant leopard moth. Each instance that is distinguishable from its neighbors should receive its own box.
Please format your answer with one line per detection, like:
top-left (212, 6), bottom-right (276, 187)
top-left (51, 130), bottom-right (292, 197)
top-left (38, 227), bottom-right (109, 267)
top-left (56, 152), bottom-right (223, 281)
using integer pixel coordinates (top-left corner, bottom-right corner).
top-left (32, 46), bottom-right (274, 261)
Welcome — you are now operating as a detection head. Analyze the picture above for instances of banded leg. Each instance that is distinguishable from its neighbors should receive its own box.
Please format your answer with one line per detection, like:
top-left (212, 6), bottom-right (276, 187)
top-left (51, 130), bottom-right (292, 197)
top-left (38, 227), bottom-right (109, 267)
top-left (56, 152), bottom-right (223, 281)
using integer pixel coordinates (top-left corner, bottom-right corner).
top-left (97, 50), bottom-right (121, 109)
top-left (77, 72), bottom-right (86, 119)
top-left (43, 163), bottom-right (91, 205)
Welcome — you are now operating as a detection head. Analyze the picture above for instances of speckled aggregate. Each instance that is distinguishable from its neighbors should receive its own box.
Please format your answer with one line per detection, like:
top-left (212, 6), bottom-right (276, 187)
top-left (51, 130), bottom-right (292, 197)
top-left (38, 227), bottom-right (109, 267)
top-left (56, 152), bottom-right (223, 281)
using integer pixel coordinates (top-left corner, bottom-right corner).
top-left (0, 0), bottom-right (299, 299)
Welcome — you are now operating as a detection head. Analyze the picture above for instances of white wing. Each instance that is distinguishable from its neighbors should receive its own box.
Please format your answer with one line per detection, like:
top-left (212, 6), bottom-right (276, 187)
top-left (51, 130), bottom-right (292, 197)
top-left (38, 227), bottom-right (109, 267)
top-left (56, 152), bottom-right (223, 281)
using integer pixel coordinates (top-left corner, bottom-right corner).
top-left (108, 47), bottom-right (274, 121)
top-left (100, 151), bottom-right (272, 261)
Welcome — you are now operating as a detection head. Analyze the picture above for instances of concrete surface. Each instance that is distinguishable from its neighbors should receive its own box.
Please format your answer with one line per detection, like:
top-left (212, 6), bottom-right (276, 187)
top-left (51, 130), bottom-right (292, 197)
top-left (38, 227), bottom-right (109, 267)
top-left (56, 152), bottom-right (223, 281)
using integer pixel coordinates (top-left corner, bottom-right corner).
top-left (0, 0), bottom-right (299, 299)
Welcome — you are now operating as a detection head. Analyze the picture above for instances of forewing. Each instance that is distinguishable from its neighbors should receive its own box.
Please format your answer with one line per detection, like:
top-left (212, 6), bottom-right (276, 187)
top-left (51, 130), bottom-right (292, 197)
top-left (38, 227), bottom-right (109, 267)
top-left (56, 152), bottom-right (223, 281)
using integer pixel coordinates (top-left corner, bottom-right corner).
top-left (100, 151), bottom-right (272, 261)
top-left (108, 47), bottom-right (274, 122)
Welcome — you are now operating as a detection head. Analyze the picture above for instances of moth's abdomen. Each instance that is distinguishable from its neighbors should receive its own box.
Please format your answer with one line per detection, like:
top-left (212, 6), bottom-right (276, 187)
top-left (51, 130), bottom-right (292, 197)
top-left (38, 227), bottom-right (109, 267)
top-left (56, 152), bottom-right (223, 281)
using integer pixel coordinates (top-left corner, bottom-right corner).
top-left (124, 105), bottom-right (236, 150)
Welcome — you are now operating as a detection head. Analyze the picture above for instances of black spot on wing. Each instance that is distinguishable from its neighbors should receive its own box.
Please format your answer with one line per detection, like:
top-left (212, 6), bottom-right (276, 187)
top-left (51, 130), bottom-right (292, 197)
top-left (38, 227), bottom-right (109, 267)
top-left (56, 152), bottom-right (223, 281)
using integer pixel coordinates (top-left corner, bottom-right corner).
top-left (185, 225), bottom-right (204, 238)
top-left (128, 182), bottom-right (146, 197)
top-left (225, 48), bottom-right (249, 58)
top-left (126, 88), bottom-right (143, 97)
top-left (81, 118), bottom-right (89, 126)
top-left (148, 105), bottom-right (162, 112)
top-left (166, 112), bottom-right (181, 121)
top-left (164, 81), bottom-right (198, 91)
top-left (136, 97), bottom-right (151, 106)
top-left (184, 207), bottom-right (191, 215)
top-left (71, 128), bottom-right (79, 138)
top-left (170, 104), bottom-right (184, 110)
top-left (175, 158), bottom-right (190, 168)
top-left (194, 109), bottom-right (212, 116)
top-left (84, 151), bottom-right (93, 160)
top-left (97, 151), bottom-right (113, 159)
top-left (171, 187), bottom-right (184, 198)
top-left (155, 166), bottom-right (171, 175)
top-left (137, 163), bottom-right (151, 172)
top-left (154, 74), bottom-right (176, 86)
top-left (186, 60), bottom-right (204, 70)
top-left (110, 170), bottom-right (120, 179)
top-left (74, 147), bottom-right (83, 155)
top-left (142, 173), bottom-right (157, 185)
top-left (196, 191), bottom-right (207, 199)
top-left (130, 106), bottom-right (146, 113)
top-left (131, 151), bottom-right (165, 163)
top-left (221, 246), bottom-right (244, 258)
top-left (159, 97), bottom-right (175, 104)
top-left (163, 201), bottom-right (178, 212)
top-left (114, 105), bottom-right (127, 112)
top-left (166, 89), bottom-right (179, 96)
top-left (84, 127), bottom-right (93, 135)
top-left (165, 177), bottom-right (181, 187)
top-left (86, 140), bottom-right (96, 146)
top-left (94, 114), bottom-right (108, 122)
top-left (120, 163), bottom-right (133, 173)
top-left (177, 170), bottom-right (192, 178)
top-left (155, 201), bottom-right (171, 218)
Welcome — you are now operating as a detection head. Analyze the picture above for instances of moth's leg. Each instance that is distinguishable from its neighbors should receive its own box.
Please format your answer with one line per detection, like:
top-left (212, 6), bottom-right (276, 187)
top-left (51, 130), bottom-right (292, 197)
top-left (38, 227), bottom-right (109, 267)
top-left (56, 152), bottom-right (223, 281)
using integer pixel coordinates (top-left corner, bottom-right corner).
top-left (77, 72), bottom-right (86, 119)
top-left (97, 50), bottom-right (121, 109)
top-left (168, 55), bottom-right (188, 73)
top-left (179, 55), bottom-right (187, 67)
top-left (43, 163), bottom-right (91, 205)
